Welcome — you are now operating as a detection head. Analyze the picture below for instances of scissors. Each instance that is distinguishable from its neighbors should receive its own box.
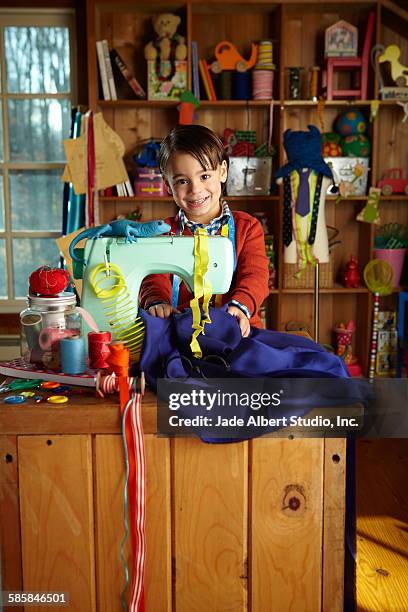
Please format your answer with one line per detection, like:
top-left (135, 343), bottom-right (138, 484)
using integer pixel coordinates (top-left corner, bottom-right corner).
top-left (0, 378), bottom-right (44, 394)
top-left (179, 354), bottom-right (231, 379)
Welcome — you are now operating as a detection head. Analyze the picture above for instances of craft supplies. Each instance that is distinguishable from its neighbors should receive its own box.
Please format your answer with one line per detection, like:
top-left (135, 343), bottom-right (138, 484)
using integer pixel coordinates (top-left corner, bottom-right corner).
top-left (47, 395), bottom-right (69, 404)
top-left (364, 259), bottom-right (394, 380)
top-left (0, 378), bottom-right (43, 393)
top-left (287, 67), bottom-right (302, 99)
top-left (232, 71), bottom-right (251, 100)
top-left (4, 395), bottom-right (26, 404)
top-left (88, 331), bottom-right (112, 369)
top-left (90, 262), bottom-right (146, 360)
top-left (41, 381), bottom-right (62, 389)
top-left (20, 293), bottom-right (81, 369)
top-left (60, 336), bottom-right (86, 375)
top-left (252, 40), bottom-right (274, 100)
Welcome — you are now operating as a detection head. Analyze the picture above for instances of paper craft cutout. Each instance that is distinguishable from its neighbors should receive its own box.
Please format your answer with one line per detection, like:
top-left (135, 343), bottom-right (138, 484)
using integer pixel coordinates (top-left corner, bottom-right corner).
top-left (62, 113), bottom-right (128, 194)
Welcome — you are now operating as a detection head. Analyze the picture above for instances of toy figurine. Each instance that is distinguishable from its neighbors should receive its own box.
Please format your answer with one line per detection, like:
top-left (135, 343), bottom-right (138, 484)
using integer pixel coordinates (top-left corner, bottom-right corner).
top-left (334, 320), bottom-right (361, 376)
top-left (343, 255), bottom-right (360, 288)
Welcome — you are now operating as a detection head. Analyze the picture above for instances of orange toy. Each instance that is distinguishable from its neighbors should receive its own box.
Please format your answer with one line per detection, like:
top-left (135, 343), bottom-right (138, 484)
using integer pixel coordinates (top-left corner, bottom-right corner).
top-left (214, 41), bottom-right (257, 71)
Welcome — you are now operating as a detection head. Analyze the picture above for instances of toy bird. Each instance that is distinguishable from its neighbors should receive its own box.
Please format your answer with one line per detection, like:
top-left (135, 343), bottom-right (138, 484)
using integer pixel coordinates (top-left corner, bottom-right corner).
top-left (378, 44), bottom-right (408, 87)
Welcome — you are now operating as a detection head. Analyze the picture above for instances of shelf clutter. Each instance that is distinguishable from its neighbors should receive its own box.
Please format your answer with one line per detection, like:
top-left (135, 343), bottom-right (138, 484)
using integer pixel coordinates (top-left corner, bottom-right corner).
top-left (87, 0), bottom-right (408, 382)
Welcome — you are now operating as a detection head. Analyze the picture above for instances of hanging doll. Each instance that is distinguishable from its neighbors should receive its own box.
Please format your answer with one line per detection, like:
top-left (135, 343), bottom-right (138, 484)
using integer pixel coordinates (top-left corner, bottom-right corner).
top-left (275, 125), bottom-right (333, 274)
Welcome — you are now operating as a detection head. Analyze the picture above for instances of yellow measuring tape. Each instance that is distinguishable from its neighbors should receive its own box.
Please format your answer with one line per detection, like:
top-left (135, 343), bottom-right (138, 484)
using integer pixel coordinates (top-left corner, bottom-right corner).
top-left (189, 228), bottom-right (213, 358)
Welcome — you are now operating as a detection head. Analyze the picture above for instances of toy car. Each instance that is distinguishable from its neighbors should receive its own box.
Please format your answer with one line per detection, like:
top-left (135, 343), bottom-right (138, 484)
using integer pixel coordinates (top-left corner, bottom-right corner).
top-left (377, 168), bottom-right (408, 195)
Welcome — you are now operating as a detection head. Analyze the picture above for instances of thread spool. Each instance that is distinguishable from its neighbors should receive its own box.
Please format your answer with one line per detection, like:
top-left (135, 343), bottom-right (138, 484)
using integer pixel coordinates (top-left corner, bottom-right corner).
top-left (218, 71), bottom-right (233, 100)
top-left (60, 336), bottom-right (86, 374)
top-left (255, 40), bottom-right (274, 69)
top-left (88, 331), bottom-right (112, 369)
top-left (233, 71), bottom-right (251, 100)
top-left (20, 313), bottom-right (42, 350)
top-left (252, 70), bottom-right (274, 99)
top-left (39, 327), bottom-right (78, 351)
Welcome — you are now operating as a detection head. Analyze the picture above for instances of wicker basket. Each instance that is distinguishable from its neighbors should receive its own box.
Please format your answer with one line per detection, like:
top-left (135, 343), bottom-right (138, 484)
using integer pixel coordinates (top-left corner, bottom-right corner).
top-left (283, 259), bottom-right (334, 289)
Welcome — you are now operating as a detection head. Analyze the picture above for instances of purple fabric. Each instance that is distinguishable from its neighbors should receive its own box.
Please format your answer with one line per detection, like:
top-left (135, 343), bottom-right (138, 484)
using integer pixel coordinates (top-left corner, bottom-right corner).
top-left (296, 169), bottom-right (312, 217)
top-left (138, 306), bottom-right (349, 387)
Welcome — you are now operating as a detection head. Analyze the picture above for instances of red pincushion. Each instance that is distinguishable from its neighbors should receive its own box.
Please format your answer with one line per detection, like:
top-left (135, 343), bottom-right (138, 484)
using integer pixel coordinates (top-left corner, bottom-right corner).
top-left (29, 266), bottom-right (70, 296)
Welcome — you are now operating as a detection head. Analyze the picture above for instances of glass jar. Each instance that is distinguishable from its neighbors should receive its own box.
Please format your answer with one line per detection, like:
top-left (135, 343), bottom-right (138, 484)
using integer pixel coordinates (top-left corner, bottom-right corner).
top-left (20, 293), bottom-right (81, 370)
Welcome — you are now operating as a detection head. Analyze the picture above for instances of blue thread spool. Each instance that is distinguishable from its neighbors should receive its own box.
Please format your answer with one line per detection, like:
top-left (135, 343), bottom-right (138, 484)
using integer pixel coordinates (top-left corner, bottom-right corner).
top-left (233, 71), bottom-right (251, 100)
top-left (60, 336), bottom-right (86, 375)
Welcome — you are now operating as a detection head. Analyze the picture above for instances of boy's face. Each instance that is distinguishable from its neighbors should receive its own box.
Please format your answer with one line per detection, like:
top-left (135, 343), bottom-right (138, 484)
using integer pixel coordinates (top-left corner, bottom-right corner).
top-left (164, 153), bottom-right (227, 224)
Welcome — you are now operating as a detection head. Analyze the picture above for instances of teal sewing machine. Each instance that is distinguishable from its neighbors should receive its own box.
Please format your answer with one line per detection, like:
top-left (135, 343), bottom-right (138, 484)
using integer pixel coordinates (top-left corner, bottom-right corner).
top-left (75, 234), bottom-right (234, 348)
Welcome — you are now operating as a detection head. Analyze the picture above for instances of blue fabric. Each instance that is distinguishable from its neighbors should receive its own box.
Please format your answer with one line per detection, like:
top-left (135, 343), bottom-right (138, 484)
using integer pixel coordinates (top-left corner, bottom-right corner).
top-left (139, 306), bottom-right (349, 386)
top-left (275, 125), bottom-right (333, 179)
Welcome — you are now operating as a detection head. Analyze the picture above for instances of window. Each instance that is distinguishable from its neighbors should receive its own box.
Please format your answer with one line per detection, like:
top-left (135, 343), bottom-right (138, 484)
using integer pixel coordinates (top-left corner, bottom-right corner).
top-left (0, 10), bottom-right (76, 310)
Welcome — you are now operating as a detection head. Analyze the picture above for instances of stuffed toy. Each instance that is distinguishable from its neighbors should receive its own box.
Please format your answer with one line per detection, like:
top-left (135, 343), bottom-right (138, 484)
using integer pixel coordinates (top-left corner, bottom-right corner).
top-left (144, 13), bottom-right (187, 62)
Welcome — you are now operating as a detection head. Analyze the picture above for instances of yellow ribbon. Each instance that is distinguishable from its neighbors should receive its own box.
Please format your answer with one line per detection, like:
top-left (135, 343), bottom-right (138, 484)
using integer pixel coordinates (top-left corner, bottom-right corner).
top-left (189, 228), bottom-right (213, 358)
top-left (290, 171), bottom-right (318, 278)
top-left (215, 223), bottom-right (229, 308)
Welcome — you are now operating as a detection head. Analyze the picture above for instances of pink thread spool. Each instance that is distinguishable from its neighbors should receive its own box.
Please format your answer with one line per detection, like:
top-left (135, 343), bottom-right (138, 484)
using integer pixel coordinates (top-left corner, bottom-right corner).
top-left (88, 331), bottom-right (112, 369)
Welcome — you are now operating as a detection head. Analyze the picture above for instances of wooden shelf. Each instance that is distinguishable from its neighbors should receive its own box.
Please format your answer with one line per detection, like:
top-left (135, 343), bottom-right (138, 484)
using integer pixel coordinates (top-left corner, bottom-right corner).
top-left (97, 99), bottom-right (406, 110)
top-left (97, 99), bottom-right (276, 108)
top-left (99, 195), bottom-right (279, 203)
top-left (281, 284), bottom-right (368, 294)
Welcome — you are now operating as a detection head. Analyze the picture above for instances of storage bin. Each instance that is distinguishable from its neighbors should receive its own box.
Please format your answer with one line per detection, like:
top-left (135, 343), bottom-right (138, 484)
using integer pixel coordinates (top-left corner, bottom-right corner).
top-left (324, 157), bottom-right (369, 196)
top-left (226, 157), bottom-right (272, 196)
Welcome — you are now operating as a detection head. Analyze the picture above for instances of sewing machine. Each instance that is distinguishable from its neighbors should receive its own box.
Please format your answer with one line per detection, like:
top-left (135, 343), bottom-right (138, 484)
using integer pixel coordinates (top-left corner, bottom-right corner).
top-left (77, 235), bottom-right (234, 338)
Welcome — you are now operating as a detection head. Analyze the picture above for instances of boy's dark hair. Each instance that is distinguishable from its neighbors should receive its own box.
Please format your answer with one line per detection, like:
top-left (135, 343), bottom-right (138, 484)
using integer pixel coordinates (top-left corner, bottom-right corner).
top-left (159, 124), bottom-right (229, 176)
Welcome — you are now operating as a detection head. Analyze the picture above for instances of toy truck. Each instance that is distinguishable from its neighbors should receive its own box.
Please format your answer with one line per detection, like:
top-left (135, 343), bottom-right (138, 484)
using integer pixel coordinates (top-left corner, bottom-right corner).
top-left (377, 168), bottom-right (408, 196)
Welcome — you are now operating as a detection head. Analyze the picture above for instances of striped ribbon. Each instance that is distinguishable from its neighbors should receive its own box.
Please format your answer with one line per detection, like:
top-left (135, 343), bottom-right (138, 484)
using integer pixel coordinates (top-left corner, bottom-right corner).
top-left (120, 393), bottom-right (146, 612)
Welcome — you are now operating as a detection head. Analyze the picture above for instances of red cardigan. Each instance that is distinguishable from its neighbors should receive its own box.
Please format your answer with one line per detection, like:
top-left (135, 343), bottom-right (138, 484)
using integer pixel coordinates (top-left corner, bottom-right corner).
top-left (139, 210), bottom-right (270, 327)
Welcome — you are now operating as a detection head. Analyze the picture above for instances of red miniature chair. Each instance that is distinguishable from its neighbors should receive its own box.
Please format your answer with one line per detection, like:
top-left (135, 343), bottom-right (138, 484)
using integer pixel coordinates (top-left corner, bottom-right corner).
top-left (325, 11), bottom-right (375, 100)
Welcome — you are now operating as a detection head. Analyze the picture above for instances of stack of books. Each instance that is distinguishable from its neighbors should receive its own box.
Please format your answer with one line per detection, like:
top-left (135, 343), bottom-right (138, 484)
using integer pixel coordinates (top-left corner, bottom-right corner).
top-left (96, 40), bottom-right (146, 101)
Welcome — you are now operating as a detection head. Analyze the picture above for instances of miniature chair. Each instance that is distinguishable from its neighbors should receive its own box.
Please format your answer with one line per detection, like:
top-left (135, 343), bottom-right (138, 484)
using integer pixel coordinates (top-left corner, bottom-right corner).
top-left (325, 11), bottom-right (375, 100)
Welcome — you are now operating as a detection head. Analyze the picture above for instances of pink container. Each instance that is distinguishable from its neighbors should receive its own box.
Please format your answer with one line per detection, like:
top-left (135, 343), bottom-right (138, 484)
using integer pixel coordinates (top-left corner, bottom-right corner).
top-left (374, 248), bottom-right (407, 288)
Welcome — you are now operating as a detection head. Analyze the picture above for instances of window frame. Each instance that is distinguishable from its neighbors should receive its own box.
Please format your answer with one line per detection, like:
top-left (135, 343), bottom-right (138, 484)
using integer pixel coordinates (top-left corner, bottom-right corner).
top-left (0, 9), bottom-right (76, 312)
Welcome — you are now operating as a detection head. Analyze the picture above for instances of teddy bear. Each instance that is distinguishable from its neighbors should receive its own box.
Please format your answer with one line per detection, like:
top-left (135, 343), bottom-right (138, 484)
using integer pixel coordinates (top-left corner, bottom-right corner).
top-left (144, 13), bottom-right (187, 62)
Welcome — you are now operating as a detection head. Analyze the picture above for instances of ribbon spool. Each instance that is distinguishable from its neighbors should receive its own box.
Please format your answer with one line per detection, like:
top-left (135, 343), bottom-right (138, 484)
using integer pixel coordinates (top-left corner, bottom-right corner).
top-left (233, 71), bottom-right (251, 100)
top-left (252, 70), bottom-right (274, 99)
top-left (218, 70), bottom-right (233, 100)
top-left (88, 331), bottom-right (112, 369)
top-left (60, 336), bottom-right (86, 374)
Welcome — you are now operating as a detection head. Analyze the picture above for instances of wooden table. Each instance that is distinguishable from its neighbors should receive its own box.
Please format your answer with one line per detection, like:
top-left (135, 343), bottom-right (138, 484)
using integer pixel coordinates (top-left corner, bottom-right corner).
top-left (0, 389), bottom-right (346, 611)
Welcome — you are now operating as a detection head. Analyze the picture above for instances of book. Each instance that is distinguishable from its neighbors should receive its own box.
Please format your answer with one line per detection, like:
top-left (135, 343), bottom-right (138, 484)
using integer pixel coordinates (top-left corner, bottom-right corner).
top-left (203, 60), bottom-right (217, 101)
top-left (96, 40), bottom-right (110, 100)
top-left (101, 39), bottom-right (117, 100)
top-left (0, 358), bottom-right (97, 387)
top-left (198, 59), bottom-right (212, 101)
top-left (110, 48), bottom-right (146, 99)
top-left (191, 41), bottom-right (200, 100)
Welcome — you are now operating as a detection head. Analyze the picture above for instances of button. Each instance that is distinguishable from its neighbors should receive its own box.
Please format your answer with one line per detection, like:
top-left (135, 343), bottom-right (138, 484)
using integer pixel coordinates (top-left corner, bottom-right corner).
top-left (4, 395), bottom-right (26, 404)
top-left (41, 381), bottom-right (60, 389)
top-left (47, 395), bottom-right (69, 404)
top-left (20, 391), bottom-right (36, 398)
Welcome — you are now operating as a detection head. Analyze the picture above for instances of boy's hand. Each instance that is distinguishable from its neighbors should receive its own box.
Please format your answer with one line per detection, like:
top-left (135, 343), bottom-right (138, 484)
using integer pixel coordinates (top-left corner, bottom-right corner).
top-left (227, 305), bottom-right (250, 337)
top-left (147, 303), bottom-right (180, 318)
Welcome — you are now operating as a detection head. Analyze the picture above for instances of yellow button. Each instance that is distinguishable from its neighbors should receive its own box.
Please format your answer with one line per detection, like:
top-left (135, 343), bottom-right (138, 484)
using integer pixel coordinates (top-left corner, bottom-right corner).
top-left (20, 391), bottom-right (36, 398)
top-left (47, 395), bottom-right (69, 404)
